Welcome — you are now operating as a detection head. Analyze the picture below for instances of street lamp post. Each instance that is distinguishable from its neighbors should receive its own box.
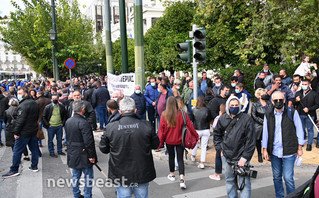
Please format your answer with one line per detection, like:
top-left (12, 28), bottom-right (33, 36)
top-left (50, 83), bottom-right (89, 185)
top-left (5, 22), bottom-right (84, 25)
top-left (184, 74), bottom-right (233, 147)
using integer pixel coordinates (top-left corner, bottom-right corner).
top-left (49, 29), bottom-right (59, 81)
top-left (98, 63), bottom-right (102, 75)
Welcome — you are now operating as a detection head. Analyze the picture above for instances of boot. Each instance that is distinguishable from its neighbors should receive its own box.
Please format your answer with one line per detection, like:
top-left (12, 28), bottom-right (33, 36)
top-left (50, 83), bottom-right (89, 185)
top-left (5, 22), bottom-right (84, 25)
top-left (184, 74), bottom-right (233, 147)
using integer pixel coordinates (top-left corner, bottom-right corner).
top-left (306, 144), bottom-right (312, 151)
top-left (316, 141), bottom-right (319, 148)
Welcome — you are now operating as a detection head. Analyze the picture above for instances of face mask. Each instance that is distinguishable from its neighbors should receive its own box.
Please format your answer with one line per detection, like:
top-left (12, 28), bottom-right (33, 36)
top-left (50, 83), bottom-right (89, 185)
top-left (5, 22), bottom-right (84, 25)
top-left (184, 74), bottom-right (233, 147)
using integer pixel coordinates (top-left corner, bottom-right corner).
top-left (264, 70), bottom-right (268, 73)
top-left (157, 88), bottom-right (161, 93)
top-left (301, 85), bottom-right (308, 90)
top-left (229, 106), bottom-right (240, 115)
top-left (313, 72), bottom-right (317, 77)
top-left (176, 86), bottom-right (180, 90)
top-left (17, 94), bottom-right (23, 101)
top-left (224, 91), bottom-right (230, 97)
top-left (111, 98), bottom-right (118, 102)
top-left (261, 95), bottom-right (268, 100)
top-left (231, 83), bottom-right (236, 87)
top-left (135, 90), bottom-right (141, 94)
top-left (234, 73), bottom-right (237, 77)
top-left (235, 89), bottom-right (240, 94)
top-left (215, 83), bottom-right (221, 87)
top-left (274, 99), bottom-right (284, 109)
top-left (53, 99), bottom-right (58, 104)
top-left (151, 83), bottom-right (156, 87)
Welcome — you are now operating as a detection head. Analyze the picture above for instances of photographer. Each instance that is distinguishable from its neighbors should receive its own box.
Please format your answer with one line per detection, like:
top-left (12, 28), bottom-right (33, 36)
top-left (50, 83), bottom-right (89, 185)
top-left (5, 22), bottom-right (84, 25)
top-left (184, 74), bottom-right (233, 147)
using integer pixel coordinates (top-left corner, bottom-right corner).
top-left (214, 96), bottom-right (256, 198)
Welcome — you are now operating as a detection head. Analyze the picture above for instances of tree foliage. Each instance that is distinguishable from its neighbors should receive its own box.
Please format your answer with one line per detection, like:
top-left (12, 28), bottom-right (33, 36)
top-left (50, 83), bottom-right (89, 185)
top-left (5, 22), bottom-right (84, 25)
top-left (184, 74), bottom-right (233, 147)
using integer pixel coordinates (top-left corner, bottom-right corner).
top-left (0, 0), bottom-right (101, 79)
top-left (144, 1), bottom-right (196, 74)
top-left (112, 38), bottom-right (135, 73)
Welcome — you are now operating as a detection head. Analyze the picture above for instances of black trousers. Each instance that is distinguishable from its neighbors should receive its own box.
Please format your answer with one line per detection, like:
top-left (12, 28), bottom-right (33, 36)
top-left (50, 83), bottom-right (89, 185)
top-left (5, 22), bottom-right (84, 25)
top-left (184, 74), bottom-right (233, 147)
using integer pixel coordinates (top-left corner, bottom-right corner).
top-left (166, 144), bottom-right (185, 176)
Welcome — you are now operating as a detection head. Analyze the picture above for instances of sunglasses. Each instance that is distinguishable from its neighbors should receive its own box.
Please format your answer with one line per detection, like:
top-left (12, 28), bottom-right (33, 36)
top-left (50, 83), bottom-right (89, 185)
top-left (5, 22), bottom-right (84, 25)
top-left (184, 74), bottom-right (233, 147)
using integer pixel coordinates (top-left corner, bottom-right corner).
top-left (273, 99), bottom-right (284, 103)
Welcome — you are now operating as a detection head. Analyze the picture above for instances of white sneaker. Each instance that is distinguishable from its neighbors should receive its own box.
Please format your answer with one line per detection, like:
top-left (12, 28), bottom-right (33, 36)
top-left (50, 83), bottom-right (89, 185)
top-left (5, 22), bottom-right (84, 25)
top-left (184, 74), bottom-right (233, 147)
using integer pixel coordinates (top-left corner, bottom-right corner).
top-left (191, 156), bottom-right (196, 162)
top-left (180, 179), bottom-right (186, 189)
top-left (167, 174), bottom-right (176, 181)
top-left (197, 163), bottom-right (205, 169)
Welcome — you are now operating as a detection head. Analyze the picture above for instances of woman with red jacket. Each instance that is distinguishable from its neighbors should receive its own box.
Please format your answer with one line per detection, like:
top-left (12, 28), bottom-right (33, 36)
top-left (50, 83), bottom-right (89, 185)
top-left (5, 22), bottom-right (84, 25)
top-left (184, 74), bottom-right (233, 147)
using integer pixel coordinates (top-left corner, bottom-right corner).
top-left (158, 96), bottom-right (199, 189)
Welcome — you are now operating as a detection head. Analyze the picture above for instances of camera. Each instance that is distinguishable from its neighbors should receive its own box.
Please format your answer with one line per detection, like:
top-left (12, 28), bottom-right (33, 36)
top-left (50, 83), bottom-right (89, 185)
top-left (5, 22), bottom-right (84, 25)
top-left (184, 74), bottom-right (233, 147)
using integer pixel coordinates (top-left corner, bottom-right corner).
top-left (229, 161), bottom-right (258, 178)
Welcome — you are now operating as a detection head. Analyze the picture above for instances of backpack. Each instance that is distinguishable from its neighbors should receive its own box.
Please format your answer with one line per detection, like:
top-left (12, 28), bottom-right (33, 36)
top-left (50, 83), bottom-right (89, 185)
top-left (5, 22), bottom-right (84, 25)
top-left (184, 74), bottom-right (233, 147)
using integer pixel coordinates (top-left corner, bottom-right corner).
top-left (181, 110), bottom-right (197, 149)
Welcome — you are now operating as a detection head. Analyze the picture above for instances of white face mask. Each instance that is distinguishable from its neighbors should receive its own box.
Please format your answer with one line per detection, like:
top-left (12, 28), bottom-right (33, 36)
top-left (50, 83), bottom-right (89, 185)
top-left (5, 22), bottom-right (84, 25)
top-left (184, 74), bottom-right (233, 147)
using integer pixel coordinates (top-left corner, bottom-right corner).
top-left (135, 90), bottom-right (141, 94)
top-left (176, 86), bottom-right (180, 90)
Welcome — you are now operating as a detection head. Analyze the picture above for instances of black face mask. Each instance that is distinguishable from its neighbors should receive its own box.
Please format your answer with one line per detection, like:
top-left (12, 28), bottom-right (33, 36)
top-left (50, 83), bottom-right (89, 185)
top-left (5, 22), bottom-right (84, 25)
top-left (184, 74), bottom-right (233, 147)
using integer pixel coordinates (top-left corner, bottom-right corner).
top-left (274, 99), bottom-right (284, 109)
top-left (261, 95), bottom-right (268, 100)
top-left (53, 99), bottom-right (58, 104)
top-left (224, 91), bottom-right (230, 98)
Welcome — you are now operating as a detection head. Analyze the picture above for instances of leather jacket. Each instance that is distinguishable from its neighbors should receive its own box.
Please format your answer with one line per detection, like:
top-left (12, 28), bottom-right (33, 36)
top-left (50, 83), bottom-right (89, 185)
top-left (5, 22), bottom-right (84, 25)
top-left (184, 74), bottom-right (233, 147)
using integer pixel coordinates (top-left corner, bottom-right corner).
top-left (193, 106), bottom-right (212, 130)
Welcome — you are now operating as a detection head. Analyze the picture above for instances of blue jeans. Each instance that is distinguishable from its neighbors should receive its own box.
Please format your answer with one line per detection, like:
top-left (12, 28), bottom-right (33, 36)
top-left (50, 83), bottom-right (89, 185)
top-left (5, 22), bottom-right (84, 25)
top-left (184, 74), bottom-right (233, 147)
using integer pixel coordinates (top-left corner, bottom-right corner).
top-left (72, 167), bottom-right (94, 198)
top-left (215, 150), bottom-right (222, 174)
top-left (95, 105), bottom-right (108, 129)
top-left (300, 115), bottom-right (316, 145)
top-left (0, 118), bottom-right (6, 144)
top-left (222, 156), bottom-right (251, 198)
top-left (136, 113), bottom-right (146, 120)
top-left (38, 122), bottom-right (42, 146)
top-left (270, 155), bottom-right (296, 198)
top-left (10, 135), bottom-right (39, 172)
top-left (116, 182), bottom-right (149, 198)
top-left (47, 125), bottom-right (63, 154)
top-left (146, 106), bottom-right (155, 129)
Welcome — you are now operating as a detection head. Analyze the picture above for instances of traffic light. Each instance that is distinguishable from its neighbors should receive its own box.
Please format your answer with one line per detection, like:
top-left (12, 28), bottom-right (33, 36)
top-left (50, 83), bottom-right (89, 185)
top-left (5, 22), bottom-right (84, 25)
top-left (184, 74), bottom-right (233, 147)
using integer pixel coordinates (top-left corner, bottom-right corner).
top-left (193, 28), bottom-right (206, 62)
top-left (177, 40), bottom-right (192, 64)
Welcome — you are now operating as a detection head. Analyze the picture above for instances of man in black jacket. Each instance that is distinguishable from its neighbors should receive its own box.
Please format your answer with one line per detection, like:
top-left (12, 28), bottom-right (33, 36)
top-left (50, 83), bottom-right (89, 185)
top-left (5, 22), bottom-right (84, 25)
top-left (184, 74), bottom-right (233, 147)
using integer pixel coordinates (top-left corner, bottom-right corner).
top-left (294, 79), bottom-right (319, 150)
top-left (0, 91), bottom-right (9, 147)
top-left (130, 85), bottom-right (146, 119)
top-left (107, 99), bottom-right (120, 123)
top-left (42, 95), bottom-right (67, 157)
top-left (65, 100), bottom-right (96, 198)
top-left (92, 81), bottom-right (110, 131)
top-left (84, 82), bottom-right (94, 105)
top-left (207, 85), bottom-right (230, 121)
top-left (2, 88), bottom-right (39, 178)
top-left (99, 98), bottom-right (159, 197)
top-left (214, 95), bottom-right (256, 198)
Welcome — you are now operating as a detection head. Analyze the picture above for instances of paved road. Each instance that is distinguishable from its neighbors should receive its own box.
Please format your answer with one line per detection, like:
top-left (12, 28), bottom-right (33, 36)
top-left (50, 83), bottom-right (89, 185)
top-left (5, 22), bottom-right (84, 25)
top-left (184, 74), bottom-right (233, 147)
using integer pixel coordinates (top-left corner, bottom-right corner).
top-left (0, 134), bottom-right (317, 198)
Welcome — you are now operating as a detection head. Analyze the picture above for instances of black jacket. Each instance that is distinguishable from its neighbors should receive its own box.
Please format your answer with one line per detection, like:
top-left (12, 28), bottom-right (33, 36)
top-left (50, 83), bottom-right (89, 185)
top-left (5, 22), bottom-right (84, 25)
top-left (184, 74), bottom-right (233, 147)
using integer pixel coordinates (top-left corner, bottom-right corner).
top-left (92, 86), bottom-right (110, 107)
top-left (84, 88), bottom-right (94, 104)
top-left (108, 109), bottom-right (120, 123)
top-left (13, 96), bottom-right (39, 137)
top-left (193, 107), bottom-right (212, 130)
top-left (207, 95), bottom-right (227, 121)
top-left (0, 94), bottom-right (9, 119)
top-left (4, 106), bottom-right (18, 147)
top-left (254, 78), bottom-right (266, 90)
top-left (294, 89), bottom-right (319, 117)
top-left (65, 113), bottom-right (97, 169)
top-left (42, 103), bottom-right (67, 129)
top-left (251, 100), bottom-right (273, 140)
top-left (99, 113), bottom-right (159, 185)
top-left (68, 100), bottom-right (96, 128)
top-left (130, 93), bottom-right (146, 116)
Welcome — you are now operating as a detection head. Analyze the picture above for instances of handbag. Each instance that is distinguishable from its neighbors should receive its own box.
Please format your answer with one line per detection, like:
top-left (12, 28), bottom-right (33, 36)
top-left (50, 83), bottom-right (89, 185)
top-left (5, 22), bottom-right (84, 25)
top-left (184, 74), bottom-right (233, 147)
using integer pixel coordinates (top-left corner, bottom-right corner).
top-left (37, 121), bottom-right (45, 140)
top-left (181, 110), bottom-right (197, 149)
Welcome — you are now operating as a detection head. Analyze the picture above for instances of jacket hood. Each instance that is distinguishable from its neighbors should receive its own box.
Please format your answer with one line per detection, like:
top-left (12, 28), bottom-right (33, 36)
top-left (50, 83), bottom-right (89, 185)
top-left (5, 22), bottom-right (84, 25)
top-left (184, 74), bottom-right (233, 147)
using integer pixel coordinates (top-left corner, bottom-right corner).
top-left (225, 95), bottom-right (242, 116)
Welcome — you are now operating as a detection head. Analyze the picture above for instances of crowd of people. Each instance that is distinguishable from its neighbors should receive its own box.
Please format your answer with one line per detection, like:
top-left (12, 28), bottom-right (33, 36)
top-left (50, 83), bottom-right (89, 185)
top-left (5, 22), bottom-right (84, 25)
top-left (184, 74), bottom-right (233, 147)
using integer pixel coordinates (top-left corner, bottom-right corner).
top-left (0, 54), bottom-right (318, 198)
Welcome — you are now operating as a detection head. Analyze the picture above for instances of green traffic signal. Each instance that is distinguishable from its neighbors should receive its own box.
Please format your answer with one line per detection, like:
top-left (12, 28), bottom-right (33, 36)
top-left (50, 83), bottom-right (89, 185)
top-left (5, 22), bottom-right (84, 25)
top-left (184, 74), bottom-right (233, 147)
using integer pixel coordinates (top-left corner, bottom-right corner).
top-left (193, 28), bottom-right (206, 63)
top-left (177, 40), bottom-right (192, 64)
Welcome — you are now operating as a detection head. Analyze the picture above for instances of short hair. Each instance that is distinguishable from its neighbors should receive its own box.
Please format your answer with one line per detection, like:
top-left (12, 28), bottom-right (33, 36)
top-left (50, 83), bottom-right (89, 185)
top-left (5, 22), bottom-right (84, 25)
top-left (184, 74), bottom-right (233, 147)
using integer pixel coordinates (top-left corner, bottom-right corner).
top-left (9, 98), bottom-right (19, 106)
top-left (51, 94), bottom-right (59, 99)
top-left (62, 88), bottom-right (68, 94)
top-left (215, 77), bottom-right (222, 81)
top-left (263, 63), bottom-right (269, 67)
top-left (302, 78), bottom-right (311, 83)
top-left (174, 79), bottom-right (181, 84)
top-left (230, 76), bottom-right (238, 82)
top-left (18, 87), bottom-right (28, 94)
top-left (73, 90), bottom-right (81, 95)
top-left (259, 71), bottom-right (266, 75)
top-left (271, 91), bottom-right (285, 100)
top-left (37, 91), bottom-right (44, 96)
top-left (107, 99), bottom-right (118, 110)
top-left (150, 77), bottom-right (156, 81)
top-left (87, 82), bottom-right (93, 88)
top-left (293, 74), bottom-right (301, 79)
top-left (51, 87), bottom-right (57, 92)
top-left (236, 83), bottom-right (244, 89)
top-left (273, 74), bottom-right (282, 80)
top-left (221, 84), bottom-right (230, 91)
top-left (280, 69), bottom-right (287, 74)
top-left (96, 81), bottom-right (101, 86)
top-left (119, 97), bottom-right (136, 113)
top-left (202, 71), bottom-right (206, 75)
top-left (73, 100), bottom-right (86, 113)
top-left (184, 72), bottom-right (189, 75)
top-left (255, 88), bottom-right (267, 98)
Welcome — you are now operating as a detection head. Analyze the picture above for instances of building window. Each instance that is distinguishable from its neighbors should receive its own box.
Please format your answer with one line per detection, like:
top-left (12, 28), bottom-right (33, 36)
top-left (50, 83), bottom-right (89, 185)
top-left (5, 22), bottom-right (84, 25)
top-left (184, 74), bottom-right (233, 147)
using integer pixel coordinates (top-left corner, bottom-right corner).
top-left (13, 56), bottom-right (16, 61)
top-left (14, 64), bottom-right (17, 69)
top-left (6, 56), bottom-right (9, 61)
top-left (152, 18), bottom-right (159, 26)
top-left (95, 5), bottom-right (103, 32)
top-left (113, 6), bottom-right (120, 24)
top-left (22, 64), bottom-right (25, 69)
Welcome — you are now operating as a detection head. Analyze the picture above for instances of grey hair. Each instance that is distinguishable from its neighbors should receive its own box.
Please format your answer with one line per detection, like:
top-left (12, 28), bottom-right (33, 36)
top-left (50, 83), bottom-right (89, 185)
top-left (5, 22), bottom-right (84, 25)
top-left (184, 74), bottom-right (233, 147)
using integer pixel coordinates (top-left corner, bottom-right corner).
top-left (119, 97), bottom-right (136, 113)
top-left (135, 84), bottom-right (141, 89)
top-left (271, 91), bottom-right (285, 100)
top-left (73, 100), bottom-right (86, 113)
top-left (9, 98), bottom-right (19, 107)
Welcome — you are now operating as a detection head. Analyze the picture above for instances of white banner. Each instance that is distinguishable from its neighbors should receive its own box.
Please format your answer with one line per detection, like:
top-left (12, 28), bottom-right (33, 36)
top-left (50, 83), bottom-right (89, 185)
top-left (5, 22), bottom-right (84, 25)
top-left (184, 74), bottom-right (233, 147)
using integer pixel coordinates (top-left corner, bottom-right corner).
top-left (107, 73), bottom-right (135, 97)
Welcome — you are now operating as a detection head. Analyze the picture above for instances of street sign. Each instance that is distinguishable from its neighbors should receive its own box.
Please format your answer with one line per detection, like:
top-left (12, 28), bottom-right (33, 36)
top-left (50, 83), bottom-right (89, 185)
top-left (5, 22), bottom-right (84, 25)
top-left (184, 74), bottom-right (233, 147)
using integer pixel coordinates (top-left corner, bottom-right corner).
top-left (64, 58), bottom-right (76, 69)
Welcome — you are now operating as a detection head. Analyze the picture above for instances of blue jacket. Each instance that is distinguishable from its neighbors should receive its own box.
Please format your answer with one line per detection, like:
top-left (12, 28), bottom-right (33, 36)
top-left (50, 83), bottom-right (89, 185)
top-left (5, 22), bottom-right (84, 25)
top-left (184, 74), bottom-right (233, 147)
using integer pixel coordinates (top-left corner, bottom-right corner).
top-left (236, 89), bottom-right (252, 114)
top-left (131, 93), bottom-right (146, 116)
top-left (144, 85), bottom-right (159, 107)
top-left (188, 88), bottom-right (205, 114)
top-left (92, 86), bottom-right (110, 107)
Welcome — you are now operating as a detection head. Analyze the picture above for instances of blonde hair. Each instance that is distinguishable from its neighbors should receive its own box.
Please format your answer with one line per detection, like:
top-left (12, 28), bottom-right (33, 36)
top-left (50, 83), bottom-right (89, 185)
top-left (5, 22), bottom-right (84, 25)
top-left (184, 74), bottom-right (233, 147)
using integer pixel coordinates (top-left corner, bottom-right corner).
top-left (255, 88), bottom-right (267, 99)
top-left (9, 98), bottom-right (19, 107)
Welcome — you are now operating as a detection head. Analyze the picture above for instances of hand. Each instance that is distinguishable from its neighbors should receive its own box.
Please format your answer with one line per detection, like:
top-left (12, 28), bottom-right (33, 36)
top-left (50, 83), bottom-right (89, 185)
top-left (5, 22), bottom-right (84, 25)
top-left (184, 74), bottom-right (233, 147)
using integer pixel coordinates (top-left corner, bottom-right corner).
top-left (296, 96), bottom-right (301, 102)
top-left (14, 135), bottom-right (20, 140)
top-left (263, 149), bottom-right (269, 161)
top-left (220, 151), bottom-right (223, 157)
top-left (89, 158), bottom-right (95, 164)
top-left (152, 101), bottom-right (156, 106)
top-left (197, 139), bottom-right (201, 143)
top-left (303, 107), bottom-right (309, 113)
top-left (297, 149), bottom-right (303, 157)
top-left (238, 158), bottom-right (246, 167)
top-left (272, 83), bottom-right (280, 91)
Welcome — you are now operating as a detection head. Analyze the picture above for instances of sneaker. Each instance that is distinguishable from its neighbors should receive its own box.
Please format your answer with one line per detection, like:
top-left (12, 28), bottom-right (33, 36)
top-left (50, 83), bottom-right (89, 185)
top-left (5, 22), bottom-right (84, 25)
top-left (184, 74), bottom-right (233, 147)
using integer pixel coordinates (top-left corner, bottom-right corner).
top-left (28, 166), bottom-right (39, 172)
top-left (97, 129), bottom-right (104, 132)
top-left (0, 143), bottom-right (4, 147)
top-left (209, 174), bottom-right (221, 181)
top-left (191, 155), bottom-right (196, 162)
top-left (167, 174), bottom-right (176, 181)
top-left (23, 156), bottom-right (30, 161)
top-left (306, 144), bottom-right (312, 151)
top-left (50, 154), bottom-right (58, 158)
top-left (2, 171), bottom-right (20, 178)
top-left (197, 163), bottom-right (205, 169)
top-left (180, 179), bottom-right (186, 189)
top-left (58, 152), bottom-right (66, 156)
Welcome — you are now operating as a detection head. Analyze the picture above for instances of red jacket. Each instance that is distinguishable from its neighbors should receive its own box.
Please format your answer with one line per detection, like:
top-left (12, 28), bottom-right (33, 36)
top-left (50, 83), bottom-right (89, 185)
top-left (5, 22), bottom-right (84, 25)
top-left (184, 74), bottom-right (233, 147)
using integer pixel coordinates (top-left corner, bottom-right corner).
top-left (158, 111), bottom-right (199, 148)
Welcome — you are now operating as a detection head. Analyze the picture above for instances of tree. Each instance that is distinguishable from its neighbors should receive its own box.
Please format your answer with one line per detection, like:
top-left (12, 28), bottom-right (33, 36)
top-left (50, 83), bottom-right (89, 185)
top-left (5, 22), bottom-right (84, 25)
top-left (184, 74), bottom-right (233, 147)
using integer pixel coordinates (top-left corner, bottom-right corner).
top-left (144, 1), bottom-right (196, 74)
top-left (0, 0), bottom-right (98, 79)
top-left (112, 38), bottom-right (135, 73)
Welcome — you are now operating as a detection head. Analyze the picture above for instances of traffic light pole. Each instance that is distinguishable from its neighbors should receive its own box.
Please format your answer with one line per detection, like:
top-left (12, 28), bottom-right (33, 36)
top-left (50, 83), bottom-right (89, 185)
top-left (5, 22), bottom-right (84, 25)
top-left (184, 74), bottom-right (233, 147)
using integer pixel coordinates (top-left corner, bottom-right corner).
top-left (104, 0), bottom-right (113, 74)
top-left (192, 24), bottom-right (198, 101)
